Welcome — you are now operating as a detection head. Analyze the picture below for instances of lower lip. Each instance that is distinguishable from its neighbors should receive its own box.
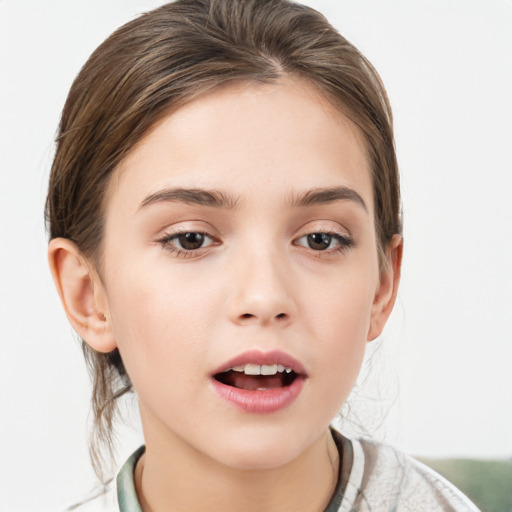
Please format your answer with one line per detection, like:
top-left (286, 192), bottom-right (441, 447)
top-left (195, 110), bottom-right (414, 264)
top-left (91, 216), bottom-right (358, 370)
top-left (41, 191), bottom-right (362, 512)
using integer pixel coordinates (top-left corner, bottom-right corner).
top-left (211, 376), bottom-right (305, 414)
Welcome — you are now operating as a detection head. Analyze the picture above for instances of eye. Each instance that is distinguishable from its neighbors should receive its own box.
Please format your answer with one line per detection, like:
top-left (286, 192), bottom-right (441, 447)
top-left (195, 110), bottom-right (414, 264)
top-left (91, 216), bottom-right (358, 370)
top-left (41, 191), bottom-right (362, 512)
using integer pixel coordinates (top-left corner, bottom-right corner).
top-left (294, 232), bottom-right (354, 252)
top-left (158, 231), bottom-right (218, 255)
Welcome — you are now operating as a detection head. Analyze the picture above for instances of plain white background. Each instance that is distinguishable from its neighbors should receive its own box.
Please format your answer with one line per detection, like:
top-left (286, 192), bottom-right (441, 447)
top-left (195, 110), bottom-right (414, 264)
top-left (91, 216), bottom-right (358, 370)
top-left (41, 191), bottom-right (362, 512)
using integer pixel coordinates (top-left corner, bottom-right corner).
top-left (1, 1), bottom-right (511, 510)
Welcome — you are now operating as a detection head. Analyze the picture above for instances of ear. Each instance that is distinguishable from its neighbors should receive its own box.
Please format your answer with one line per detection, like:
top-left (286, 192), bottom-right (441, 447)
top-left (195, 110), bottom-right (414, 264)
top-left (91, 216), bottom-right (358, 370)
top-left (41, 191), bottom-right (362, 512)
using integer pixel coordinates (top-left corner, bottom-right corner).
top-left (367, 234), bottom-right (403, 342)
top-left (48, 238), bottom-right (117, 353)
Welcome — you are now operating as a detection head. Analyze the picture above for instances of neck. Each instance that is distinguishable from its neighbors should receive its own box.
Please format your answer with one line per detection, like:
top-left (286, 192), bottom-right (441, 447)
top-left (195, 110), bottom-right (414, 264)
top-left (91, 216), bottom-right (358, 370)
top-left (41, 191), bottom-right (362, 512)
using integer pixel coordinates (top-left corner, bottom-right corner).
top-left (134, 425), bottom-right (340, 512)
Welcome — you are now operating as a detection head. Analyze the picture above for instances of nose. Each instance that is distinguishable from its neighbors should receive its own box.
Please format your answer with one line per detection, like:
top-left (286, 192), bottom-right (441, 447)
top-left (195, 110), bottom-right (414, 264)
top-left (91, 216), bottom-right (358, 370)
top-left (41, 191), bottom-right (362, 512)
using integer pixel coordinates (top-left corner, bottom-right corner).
top-left (227, 246), bottom-right (296, 328)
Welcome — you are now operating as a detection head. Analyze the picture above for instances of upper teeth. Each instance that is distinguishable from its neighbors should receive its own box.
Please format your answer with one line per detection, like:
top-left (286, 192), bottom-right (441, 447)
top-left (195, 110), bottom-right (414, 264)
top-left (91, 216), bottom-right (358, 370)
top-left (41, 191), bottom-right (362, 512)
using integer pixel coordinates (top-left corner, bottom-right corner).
top-left (229, 364), bottom-right (293, 375)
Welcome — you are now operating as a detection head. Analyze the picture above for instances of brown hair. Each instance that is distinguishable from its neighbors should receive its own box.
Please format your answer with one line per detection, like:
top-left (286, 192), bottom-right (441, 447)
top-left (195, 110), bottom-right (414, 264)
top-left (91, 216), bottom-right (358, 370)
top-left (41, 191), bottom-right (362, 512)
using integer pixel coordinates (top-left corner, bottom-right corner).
top-left (46, 0), bottom-right (401, 480)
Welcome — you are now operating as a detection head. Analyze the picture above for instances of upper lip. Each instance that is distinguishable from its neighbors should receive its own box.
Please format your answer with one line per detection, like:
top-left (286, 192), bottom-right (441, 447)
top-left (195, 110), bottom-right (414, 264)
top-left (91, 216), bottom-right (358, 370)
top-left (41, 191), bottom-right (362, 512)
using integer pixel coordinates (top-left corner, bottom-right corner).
top-left (212, 349), bottom-right (307, 376)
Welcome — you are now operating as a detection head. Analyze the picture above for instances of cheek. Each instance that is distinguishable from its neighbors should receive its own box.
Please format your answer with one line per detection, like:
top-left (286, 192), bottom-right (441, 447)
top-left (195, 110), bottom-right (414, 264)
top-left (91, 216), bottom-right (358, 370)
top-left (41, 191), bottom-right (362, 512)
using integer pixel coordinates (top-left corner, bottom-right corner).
top-left (104, 258), bottom-right (220, 389)
top-left (300, 267), bottom-right (376, 380)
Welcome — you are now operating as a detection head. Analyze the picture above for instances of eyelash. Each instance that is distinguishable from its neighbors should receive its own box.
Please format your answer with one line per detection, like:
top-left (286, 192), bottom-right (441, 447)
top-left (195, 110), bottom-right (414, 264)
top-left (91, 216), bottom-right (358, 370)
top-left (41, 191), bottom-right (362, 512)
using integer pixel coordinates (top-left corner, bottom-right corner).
top-left (157, 230), bottom-right (354, 258)
top-left (157, 231), bottom-right (218, 258)
top-left (294, 232), bottom-right (354, 255)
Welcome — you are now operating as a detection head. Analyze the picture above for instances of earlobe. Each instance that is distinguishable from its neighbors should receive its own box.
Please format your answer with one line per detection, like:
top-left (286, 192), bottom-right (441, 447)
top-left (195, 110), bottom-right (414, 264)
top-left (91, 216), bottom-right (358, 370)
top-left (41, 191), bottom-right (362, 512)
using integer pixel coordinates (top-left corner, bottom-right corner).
top-left (48, 238), bottom-right (117, 353)
top-left (367, 234), bottom-right (403, 342)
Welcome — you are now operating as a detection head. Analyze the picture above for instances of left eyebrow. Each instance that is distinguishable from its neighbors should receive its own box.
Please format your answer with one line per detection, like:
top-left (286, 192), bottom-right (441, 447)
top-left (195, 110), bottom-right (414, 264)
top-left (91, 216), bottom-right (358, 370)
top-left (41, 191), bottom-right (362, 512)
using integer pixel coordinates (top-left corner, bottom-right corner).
top-left (289, 186), bottom-right (368, 212)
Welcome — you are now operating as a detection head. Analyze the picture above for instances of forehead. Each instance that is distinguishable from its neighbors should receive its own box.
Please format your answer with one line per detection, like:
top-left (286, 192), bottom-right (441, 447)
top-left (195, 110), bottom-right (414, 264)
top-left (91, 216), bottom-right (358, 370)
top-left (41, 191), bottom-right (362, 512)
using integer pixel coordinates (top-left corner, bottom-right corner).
top-left (106, 77), bottom-right (373, 215)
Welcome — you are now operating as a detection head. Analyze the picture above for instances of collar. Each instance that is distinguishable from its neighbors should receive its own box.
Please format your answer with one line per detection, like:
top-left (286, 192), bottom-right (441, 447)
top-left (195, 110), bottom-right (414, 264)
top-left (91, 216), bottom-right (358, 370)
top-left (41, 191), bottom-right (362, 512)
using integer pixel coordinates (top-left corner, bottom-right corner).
top-left (116, 445), bottom-right (145, 512)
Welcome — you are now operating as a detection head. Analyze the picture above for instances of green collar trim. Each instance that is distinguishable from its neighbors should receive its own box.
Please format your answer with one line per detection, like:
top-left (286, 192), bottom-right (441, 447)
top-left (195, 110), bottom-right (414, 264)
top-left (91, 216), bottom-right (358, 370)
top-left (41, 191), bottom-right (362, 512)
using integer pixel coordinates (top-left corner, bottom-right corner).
top-left (116, 445), bottom-right (145, 512)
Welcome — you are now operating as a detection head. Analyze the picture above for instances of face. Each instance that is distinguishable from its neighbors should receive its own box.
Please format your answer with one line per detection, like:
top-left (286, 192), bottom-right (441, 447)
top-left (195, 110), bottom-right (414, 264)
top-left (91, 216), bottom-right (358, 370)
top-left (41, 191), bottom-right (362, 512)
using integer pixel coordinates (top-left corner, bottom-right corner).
top-left (97, 78), bottom-right (391, 469)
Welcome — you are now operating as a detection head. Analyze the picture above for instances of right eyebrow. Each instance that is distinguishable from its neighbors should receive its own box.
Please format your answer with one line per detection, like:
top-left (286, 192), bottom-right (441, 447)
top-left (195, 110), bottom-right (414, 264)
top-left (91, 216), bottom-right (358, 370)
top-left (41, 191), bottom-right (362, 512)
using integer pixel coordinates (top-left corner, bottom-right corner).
top-left (138, 187), bottom-right (239, 211)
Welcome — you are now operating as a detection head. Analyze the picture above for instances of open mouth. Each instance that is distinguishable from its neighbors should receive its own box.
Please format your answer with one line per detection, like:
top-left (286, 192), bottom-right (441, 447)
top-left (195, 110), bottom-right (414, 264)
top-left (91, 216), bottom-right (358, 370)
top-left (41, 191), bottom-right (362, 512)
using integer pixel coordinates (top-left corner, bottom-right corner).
top-left (214, 364), bottom-right (299, 391)
top-left (211, 353), bottom-right (306, 413)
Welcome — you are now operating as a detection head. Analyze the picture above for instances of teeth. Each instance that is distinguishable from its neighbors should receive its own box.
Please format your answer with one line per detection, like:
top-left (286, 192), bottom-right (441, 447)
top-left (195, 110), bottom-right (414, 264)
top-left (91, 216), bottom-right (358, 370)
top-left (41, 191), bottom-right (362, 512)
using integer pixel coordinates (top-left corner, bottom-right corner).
top-left (261, 364), bottom-right (278, 375)
top-left (244, 364), bottom-right (260, 375)
top-left (227, 364), bottom-right (294, 375)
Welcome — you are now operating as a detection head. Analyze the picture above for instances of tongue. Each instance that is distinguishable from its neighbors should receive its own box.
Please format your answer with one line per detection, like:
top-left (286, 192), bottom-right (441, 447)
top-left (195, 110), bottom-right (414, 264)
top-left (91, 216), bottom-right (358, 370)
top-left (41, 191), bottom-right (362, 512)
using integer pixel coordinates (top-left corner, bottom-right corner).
top-left (230, 373), bottom-right (284, 390)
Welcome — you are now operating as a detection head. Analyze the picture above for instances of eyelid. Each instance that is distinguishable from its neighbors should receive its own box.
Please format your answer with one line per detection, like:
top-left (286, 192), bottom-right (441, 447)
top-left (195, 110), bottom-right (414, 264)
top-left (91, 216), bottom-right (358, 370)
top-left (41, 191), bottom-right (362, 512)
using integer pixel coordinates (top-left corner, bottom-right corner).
top-left (163, 231), bottom-right (217, 245)
top-left (293, 232), bottom-right (354, 251)
top-left (294, 220), bottom-right (352, 239)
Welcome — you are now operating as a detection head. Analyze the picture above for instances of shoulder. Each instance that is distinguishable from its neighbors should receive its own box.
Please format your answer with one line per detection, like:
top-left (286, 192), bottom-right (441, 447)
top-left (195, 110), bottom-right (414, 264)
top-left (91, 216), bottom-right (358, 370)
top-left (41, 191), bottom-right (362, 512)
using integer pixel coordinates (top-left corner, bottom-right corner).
top-left (61, 480), bottom-right (118, 512)
top-left (339, 434), bottom-right (480, 511)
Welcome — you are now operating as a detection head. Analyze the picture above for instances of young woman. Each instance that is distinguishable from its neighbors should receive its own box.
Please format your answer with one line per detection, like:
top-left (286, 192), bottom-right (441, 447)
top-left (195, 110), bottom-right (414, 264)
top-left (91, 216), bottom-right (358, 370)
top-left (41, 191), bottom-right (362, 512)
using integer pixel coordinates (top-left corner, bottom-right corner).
top-left (46, 0), bottom-right (479, 510)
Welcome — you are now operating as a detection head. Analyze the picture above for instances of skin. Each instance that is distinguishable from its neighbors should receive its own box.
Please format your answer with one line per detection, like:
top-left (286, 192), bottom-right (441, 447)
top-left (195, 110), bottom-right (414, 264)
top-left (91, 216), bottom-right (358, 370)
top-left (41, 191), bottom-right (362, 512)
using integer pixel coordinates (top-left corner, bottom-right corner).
top-left (49, 77), bottom-right (401, 512)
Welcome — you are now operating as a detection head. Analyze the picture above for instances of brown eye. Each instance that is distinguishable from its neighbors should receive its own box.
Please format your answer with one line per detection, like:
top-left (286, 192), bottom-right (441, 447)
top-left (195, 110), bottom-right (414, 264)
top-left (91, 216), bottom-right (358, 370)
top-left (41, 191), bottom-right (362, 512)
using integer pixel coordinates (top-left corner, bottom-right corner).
top-left (294, 231), bottom-right (354, 253)
top-left (159, 231), bottom-right (217, 255)
top-left (307, 233), bottom-right (332, 250)
top-left (177, 232), bottom-right (206, 250)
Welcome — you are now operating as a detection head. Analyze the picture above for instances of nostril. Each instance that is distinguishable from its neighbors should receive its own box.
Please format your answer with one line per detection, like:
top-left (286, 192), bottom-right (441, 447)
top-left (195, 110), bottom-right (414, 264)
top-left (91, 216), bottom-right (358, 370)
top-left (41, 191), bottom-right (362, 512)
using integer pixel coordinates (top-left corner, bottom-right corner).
top-left (235, 312), bottom-right (290, 324)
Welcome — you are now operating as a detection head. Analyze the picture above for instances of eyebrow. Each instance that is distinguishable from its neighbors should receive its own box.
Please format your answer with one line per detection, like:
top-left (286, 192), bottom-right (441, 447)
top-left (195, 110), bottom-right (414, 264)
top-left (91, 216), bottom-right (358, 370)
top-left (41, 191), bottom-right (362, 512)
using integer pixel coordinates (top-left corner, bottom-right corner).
top-left (139, 185), bottom-right (367, 212)
top-left (139, 188), bottom-right (239, 210)
top-left (289, 186), bottom-right (367, 211)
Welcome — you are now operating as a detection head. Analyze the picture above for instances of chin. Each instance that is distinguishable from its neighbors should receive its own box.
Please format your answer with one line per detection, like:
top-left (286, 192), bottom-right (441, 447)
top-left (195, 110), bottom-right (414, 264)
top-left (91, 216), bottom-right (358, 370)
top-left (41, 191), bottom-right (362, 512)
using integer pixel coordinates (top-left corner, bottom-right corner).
top-left (203, 424), bottom-right (316, 471)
